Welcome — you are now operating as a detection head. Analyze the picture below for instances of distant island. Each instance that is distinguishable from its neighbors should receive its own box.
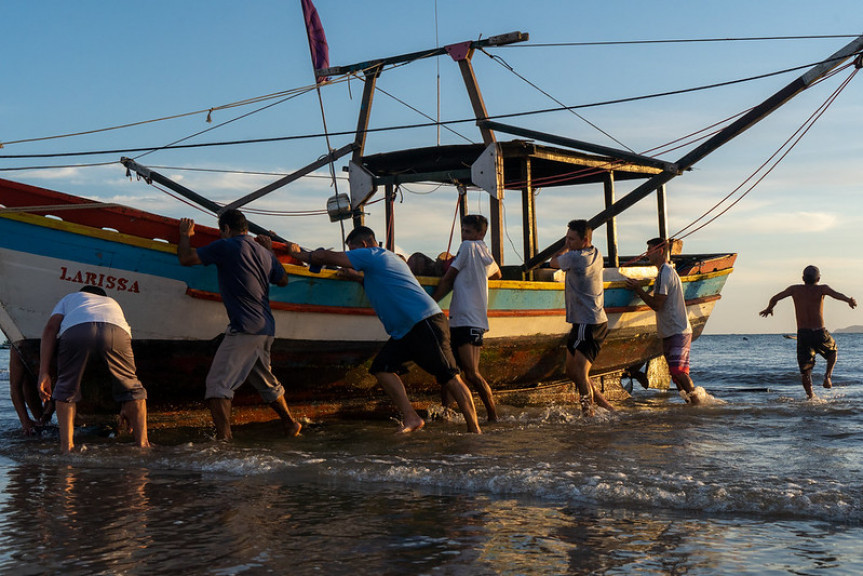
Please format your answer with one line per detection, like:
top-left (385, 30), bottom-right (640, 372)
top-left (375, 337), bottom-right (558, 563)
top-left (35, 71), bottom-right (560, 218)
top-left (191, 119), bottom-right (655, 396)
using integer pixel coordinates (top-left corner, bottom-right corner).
top-left (834, 325), bottom-right (863, 334)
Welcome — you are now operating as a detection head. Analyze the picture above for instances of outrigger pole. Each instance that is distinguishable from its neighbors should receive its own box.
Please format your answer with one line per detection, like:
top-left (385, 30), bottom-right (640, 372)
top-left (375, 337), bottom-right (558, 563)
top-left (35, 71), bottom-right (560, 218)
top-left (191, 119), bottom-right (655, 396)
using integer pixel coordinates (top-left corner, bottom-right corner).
top-left (522, 32), bottom-right (863, 272)
top-left (120, 143), bottom-right (355, 241)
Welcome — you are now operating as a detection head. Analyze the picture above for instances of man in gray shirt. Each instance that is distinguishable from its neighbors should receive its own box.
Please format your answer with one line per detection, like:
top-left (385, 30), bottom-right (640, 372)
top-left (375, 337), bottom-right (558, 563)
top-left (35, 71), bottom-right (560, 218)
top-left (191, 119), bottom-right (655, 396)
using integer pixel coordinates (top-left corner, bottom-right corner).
top-left (551, 219), bottom-right (614, 416)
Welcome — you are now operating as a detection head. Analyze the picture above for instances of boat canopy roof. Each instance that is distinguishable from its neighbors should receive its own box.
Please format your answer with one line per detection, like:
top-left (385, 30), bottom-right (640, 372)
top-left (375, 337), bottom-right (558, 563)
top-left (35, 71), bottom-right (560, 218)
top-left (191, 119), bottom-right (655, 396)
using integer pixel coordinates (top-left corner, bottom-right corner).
top-left (360, 140), bottom-right (664, 190)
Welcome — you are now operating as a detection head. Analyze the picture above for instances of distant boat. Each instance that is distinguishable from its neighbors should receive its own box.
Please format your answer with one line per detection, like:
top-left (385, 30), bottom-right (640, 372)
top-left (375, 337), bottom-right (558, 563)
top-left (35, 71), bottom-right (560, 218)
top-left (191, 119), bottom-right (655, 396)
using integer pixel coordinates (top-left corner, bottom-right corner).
top-left (783, 334), bottom-right (798, 340)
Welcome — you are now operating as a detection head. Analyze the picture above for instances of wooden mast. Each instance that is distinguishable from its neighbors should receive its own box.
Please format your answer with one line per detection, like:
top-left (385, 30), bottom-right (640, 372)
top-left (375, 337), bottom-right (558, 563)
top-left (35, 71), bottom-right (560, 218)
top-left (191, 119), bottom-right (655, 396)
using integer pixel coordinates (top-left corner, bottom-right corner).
top-left (323, 32), bottom-right (528, 259)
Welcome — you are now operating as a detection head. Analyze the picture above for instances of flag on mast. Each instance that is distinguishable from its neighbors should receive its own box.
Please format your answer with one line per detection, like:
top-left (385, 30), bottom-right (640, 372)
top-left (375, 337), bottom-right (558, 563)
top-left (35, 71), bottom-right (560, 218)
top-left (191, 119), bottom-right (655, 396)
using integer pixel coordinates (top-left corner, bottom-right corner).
top-left (300, 0), bottom-right (330, 83)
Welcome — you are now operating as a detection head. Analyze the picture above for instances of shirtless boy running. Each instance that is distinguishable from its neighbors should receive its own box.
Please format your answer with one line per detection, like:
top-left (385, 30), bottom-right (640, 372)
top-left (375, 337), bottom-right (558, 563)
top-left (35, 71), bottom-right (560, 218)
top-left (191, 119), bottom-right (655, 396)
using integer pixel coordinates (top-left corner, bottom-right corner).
top-left (759, 265), bottom-right (856, 398)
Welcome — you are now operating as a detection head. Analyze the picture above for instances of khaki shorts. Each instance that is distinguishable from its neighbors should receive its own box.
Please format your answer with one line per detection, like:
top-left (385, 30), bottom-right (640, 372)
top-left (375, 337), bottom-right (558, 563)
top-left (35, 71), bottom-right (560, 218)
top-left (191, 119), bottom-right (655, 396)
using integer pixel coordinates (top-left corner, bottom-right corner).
top-left (205, 331), bottom-right (284, 403)
top-left (54, 322), bottom-right (147, 404)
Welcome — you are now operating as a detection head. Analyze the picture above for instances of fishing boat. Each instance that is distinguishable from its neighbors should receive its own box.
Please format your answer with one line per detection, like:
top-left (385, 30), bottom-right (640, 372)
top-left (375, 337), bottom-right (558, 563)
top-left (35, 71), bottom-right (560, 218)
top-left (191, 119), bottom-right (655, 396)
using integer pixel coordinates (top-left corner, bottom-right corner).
top-left (1, 31), bottom-right (860, 420)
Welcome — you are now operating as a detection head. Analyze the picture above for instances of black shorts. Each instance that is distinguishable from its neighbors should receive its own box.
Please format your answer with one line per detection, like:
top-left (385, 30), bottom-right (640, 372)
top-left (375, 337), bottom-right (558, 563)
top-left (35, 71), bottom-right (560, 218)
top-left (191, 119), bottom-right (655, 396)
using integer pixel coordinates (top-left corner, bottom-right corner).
top-left (797, 328), bottom-right (837, 373)
top-left (450, 326), bottom-right (485, 348)
top-left (370, 313), bottom-right (459, 385)
top-left (565, 322), bottom-right (608, 364)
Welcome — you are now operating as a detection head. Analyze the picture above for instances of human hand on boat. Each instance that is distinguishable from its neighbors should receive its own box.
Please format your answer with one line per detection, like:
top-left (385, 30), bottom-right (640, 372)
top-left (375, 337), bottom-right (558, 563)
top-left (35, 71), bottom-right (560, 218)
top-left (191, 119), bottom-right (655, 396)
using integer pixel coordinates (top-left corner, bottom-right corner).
top-left (336, 268), bottom-right (364, 283)
top-left (179, 218), bottom-right (195, 237)
top-left (624, 277), bottom-right (647, 292)
top-left (255, 233), bottom-right (275, 252)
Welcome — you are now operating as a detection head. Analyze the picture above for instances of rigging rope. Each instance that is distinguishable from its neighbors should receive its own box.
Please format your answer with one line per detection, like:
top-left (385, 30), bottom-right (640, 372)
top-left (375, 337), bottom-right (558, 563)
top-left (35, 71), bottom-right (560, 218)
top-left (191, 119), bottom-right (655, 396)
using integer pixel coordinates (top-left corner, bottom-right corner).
top-left (480, 47), bottom-right (636, 154)
top-left (2, 55), bottom-right (846, 165)
top-left (509, 35), bottom-right (860, 48)
top-left (672, 65), bottom-right (858, 242)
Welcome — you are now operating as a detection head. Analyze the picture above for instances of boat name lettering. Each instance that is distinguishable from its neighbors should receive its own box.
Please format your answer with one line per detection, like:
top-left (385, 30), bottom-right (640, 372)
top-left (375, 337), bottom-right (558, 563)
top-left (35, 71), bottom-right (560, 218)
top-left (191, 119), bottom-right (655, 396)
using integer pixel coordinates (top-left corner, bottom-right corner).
top-left (58, 266), bottom-right (140, 293)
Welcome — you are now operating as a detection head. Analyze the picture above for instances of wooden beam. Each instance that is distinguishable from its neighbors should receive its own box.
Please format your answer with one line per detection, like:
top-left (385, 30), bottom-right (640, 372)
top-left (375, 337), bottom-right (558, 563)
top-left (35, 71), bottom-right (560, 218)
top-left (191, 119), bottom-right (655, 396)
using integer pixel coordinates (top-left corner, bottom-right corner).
top-left (657, 184), bottom-right (668, 241)
top-left (352, 66), bottom-right (382, 227)
top-left (482, 120), bottom-right (679, 174)
top-left (220, 143), bottom-right (356, 213)
top-left (317, 32), bottom-right (528, 77)
top-left (604, 172), bottom-right (619, 268)
top-left (521, 157), bottom-right (537, 279)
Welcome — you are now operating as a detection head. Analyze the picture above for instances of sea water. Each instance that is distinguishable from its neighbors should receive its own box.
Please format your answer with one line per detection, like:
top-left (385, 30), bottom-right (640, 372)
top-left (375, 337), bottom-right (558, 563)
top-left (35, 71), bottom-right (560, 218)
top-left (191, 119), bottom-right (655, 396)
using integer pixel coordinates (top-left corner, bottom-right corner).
top-left (1, 334), bottom-right (862, 575)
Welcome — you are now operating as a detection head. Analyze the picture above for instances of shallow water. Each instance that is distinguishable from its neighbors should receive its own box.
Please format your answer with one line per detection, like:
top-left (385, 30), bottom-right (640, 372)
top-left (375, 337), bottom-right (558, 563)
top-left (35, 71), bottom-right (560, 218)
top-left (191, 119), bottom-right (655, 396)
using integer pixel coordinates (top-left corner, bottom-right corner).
top-left (1, 334), bottom-right (862, 574)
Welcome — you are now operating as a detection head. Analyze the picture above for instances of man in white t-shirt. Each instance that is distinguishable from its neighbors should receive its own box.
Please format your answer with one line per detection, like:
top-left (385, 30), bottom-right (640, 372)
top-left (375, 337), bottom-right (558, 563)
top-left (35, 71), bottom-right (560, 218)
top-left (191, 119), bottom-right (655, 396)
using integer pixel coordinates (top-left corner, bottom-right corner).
top-left (37, 286), bottom-right (150, 452)
top-left (432, 215), bottom-right (502, 421)
top-left (625, 238), bottom-right (709, 404)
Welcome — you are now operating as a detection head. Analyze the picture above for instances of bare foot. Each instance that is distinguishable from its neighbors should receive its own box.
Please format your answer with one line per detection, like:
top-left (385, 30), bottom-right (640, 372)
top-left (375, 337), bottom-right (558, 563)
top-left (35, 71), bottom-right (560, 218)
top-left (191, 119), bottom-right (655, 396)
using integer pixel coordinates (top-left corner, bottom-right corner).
top-left (823, 376), bottom-right (833, 389)
top-left (397, 418), bottom-right (425, 433)
top-left (283, 420), bottom-right (302, 437)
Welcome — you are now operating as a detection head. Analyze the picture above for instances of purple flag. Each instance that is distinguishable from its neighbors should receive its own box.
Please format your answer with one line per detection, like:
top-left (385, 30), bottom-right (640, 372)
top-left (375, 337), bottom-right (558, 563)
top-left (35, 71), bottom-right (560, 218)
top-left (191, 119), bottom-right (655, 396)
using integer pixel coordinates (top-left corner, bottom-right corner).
top-left (301, 0), bottom-right (329, 83)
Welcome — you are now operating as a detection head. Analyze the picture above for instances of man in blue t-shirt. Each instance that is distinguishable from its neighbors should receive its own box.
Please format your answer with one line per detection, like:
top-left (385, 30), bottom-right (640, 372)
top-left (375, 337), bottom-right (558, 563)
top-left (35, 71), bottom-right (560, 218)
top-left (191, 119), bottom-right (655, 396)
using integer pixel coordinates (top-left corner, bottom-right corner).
top-left (178, 209), bottom-right (301, 440)
top-left (288, 226), bottom-right (481, 433)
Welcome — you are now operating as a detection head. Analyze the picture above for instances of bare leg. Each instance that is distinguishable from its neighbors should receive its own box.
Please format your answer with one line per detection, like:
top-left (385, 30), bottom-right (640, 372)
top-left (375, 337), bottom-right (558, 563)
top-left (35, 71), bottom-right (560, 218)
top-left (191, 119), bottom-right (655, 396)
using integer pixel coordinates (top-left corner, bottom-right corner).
top-left (823, 351), bottom-right (837, 388)
top-left (119, 399), bottom-right (150, 448)
top-left (457, 344), bottom-right (498, 422)
top-left (801, 370), bottom-right (815, 399)
top-left (566, 349), bottom-right (595, 416)
top-left (444, 375), bottom-right (482, 433)
top-left (269, 395), bottom-right (301, 437)
top-left (9, 351), bottom-right (41, 435)
top-left (375, 372), bottom-right (425, 433)
top-left (207, 398), bottom-right (233, 440)
top-left (56, 400), bottom-right (76, 453)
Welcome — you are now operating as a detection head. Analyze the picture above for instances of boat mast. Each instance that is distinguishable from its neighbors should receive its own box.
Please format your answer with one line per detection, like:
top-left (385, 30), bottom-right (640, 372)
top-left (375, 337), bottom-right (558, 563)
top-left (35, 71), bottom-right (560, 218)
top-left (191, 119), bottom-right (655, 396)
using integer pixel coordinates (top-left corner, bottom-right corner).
top-left (523, 32), bottom-right (863, 272)
top-left (324, 32), bottom-right (529, 261)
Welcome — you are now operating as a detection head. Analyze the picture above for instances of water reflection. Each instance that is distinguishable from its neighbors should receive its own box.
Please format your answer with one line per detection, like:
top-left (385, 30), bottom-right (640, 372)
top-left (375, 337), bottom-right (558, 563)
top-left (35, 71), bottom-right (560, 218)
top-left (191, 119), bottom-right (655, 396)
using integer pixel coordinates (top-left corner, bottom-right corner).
top-left (0, 456), bottom-right (861, 574)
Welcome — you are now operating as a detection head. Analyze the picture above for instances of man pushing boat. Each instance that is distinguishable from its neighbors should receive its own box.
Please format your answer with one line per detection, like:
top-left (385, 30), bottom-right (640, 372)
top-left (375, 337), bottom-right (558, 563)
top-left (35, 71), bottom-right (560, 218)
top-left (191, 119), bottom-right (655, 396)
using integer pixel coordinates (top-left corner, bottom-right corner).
top-left (288, 226), bottom-right (481, 433)
top-left (177, 209), bottom-right (302, 440)
top-left (626, 238), bottom-right (713, 405)
top-left (549, 219), bottom-right (614, 417)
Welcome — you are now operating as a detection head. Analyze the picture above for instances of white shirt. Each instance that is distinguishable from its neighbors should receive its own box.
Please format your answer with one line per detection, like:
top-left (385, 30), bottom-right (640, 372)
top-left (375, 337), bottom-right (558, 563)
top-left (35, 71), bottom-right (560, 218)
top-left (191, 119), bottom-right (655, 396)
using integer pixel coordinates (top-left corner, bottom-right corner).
top-left (51, 292), bottom-right (132, 337)
top-left (653, 262), bottom-right (692, 338)
top-left (448, 240), bottom-right (499, 330)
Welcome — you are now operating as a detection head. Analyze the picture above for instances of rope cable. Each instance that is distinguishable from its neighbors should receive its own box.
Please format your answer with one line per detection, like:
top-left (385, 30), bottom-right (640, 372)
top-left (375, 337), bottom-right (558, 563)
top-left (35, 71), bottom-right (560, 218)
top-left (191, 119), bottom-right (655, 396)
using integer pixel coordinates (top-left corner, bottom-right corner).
top-left (3, 55), bottom-right (846, 164)
top-left (480, 47), bottom-right (636, 153)
top-left (672, 67), bottom-right (857, 241)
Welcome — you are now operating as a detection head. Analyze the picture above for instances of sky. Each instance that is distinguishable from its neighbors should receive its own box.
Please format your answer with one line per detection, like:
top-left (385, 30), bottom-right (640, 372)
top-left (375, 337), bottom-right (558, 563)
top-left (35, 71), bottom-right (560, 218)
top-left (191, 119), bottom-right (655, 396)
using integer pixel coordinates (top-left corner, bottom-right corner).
top-left (1, 0), bottom-right (862, 334)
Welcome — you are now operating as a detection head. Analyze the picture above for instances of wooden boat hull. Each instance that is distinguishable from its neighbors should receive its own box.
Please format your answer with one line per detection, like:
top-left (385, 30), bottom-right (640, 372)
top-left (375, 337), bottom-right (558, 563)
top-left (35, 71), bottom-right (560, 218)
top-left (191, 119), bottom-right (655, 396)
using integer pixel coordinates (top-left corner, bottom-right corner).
top-left (0, 178), bottom-right (734, 414)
